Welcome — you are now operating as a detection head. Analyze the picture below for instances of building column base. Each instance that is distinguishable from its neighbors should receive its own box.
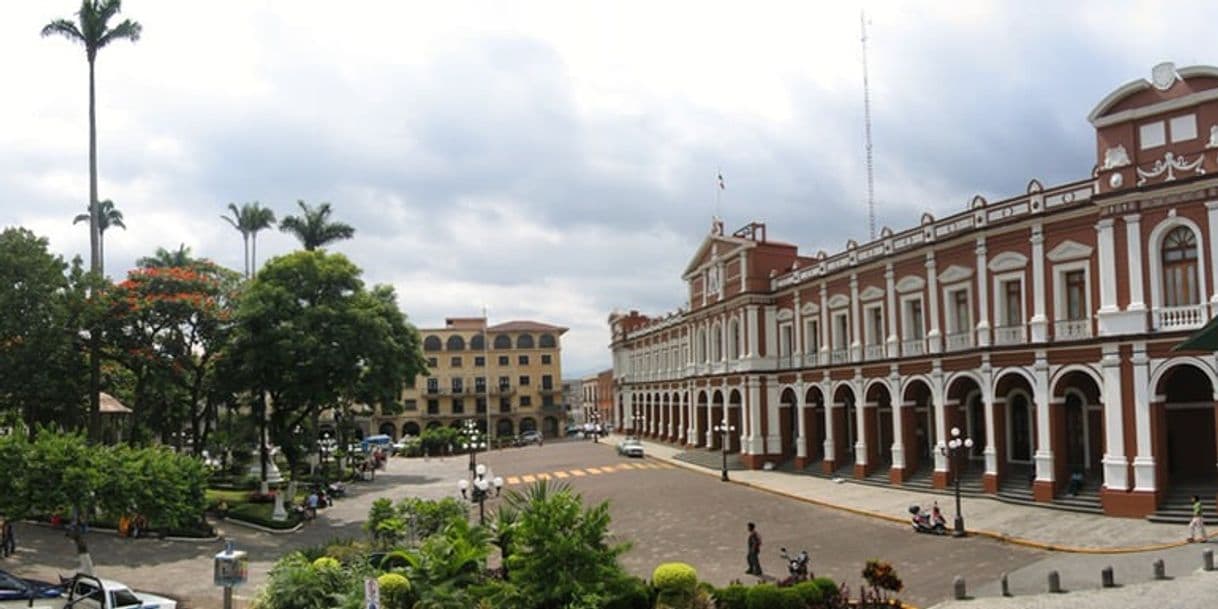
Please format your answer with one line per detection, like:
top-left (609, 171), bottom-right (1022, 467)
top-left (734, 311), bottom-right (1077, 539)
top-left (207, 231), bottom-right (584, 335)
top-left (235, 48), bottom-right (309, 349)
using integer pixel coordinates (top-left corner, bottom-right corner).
top-left (983, 473), bottom-right (999, 494)
top-left (822, 459), bottom-right (837, 475)
top-left (1101, 488), bottom-right (1159, 517)
top-left (1032, 479), bottom-right (1055, 502)
top-left (889, 467), bottom-right (906, 485)
top-left (740, 453), bottom-right (782, 469)
top-left (932, 470), bottom-right (949, 489)
top-left (853, 462), bottom-right (870, 479)
top-left (794, 456), bottom-right (812, 470)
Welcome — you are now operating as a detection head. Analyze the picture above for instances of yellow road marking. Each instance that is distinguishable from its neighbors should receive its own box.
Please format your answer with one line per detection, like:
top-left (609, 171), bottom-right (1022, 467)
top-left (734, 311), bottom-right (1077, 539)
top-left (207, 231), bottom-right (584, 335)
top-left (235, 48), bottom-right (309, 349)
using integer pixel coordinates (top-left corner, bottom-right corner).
top-left (536, 473), bottom-right (550, 480)
top-left (552, 471), bottom-right (569, 478)
top-left (506, 476), bottom-right (521, 485)
top-left (521, 474), bottom-right (536, 483)
top-left (569, 469), bottom-right (587, 476)
top-left (585, 467), bottom-right (604, 474)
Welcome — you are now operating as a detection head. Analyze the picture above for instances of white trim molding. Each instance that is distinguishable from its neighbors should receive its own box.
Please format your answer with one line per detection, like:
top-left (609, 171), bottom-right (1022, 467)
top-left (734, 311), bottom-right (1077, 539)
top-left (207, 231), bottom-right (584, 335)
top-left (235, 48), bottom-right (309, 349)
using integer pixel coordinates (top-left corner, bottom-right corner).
top-left (896, 275), bottom-right (926, 294)
top-left (988, 251), bottom-right (1029, 272)
top-left (1046, 239), bottom-right (1094, 263)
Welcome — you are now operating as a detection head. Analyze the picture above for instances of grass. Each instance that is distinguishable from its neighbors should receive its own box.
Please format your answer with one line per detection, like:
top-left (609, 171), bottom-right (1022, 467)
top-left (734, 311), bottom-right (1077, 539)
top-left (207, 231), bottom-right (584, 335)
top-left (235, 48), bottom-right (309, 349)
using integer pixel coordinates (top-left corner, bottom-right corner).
top-left (225, 502), bottom-right (303, 530)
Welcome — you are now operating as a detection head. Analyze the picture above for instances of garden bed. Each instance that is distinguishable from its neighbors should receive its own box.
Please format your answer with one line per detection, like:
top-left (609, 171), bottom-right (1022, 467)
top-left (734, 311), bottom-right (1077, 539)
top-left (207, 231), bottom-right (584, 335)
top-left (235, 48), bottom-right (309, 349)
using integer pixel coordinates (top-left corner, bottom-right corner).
top-left (224, 502), bottom-right (304, 530)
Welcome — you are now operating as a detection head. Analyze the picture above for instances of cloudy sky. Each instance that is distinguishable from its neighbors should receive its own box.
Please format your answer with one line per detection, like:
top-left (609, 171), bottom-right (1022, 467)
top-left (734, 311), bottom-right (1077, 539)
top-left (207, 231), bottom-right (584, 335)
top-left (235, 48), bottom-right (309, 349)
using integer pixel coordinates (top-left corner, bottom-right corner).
top-left (1, 1), bottom-right (1213, 376)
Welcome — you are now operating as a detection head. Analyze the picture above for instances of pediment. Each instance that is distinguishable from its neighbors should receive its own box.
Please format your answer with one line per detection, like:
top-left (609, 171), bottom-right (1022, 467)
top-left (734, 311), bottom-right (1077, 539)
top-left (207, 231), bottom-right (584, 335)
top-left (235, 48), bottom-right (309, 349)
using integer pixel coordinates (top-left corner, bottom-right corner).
top-left (681, 233), bottom-right (753, 279)
top-left (1046, 240), bottom-right (1094, 263)
top-left (938, 264), bottom-right (974, 284)
top-left (776, 308), bottom-right (794, 321)
top-left (827, 294), bottom-right (851, 308)
top-left (859, 286), bottom-right (885, 301)
top-left (895, 275), bottom-right (925, 293)
top-left (988, 251), bottom-right (1028, 272)
top-left (801, 302), bottom-right (820, 315)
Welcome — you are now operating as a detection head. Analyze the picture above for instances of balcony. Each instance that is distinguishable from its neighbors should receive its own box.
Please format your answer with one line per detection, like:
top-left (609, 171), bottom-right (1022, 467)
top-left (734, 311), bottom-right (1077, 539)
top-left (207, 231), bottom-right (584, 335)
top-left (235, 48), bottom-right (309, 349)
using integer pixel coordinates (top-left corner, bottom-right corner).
top-left (864, 344), bottom-right (885, 360)
top-left (1054, 318), bottom-right (1092, 340)
top-left (945, 331), bottom-right (974, 352)
top-left (803, 352), bottom-right (819, 367)
top-left (1154, 304), bottom-right (1208, 331)
top-left (830, 349), bottom-right (849, 365)
top-left (993, 325), bottom-right (1026, 346)
top-left (901, 338), bottom-right (925, 357)
top-left (492, 384), bottom-right (514, 396)
top-left (776, 355), bottom-right (797, 369)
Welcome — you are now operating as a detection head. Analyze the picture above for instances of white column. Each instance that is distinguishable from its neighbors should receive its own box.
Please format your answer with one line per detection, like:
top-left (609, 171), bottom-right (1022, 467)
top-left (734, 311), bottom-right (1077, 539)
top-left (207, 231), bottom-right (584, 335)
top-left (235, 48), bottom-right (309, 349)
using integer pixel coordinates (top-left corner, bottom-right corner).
top-left (1097, 218), bottom-right (1119, 314)
top-left (821, 377), bottom-right (835, 463)
top-left (975, 237), bottom-right (991, 347)
top-left (850, 274), bottom-right (862, 361)
top-left (739, 251), bottom-right (748, 292)
top-left (764, 306), bottom-right (777, 362)
top-left (720, 314), bottom-right (729, 363)
top-left (765, 377), bottom-right (781, 454)
top-left (926, 253), bottom-right (942, 353)
top-left (795, 380), bottom-right (807, 459)
top-left (853, 374), bottom-right (867, 466)
top-left (981, 360), bottom-right (997, 476)
top-left (1208, 202), bottom-right (1218, 305)
top-left (889, 369), bottom-right (905, 471)
top-left (1100, 346), bottom-right (1128, 491)
top-left (1125, 214), bottom-right (1146, 312)
top-left (932, 364), bottom-right (948, 473)
top-left (819, 284), bottom-right (830, 358)
top-left (704, 391), bottom-right (715, 446)
top-left (885, 264), bottom-right (899, 358)
top-left (1030, 225), bottom-right (1048, 342)
top-left (1131, 344), bottom-right (1156, 492)
top-left (746, 306), bottom-right (760, 357)
top-left (793, 291), bottom-right (803, 366)
top-left (748, 377), bottom-right (764, 454)
top-left (1033, 355), bottom-right (1054, 483)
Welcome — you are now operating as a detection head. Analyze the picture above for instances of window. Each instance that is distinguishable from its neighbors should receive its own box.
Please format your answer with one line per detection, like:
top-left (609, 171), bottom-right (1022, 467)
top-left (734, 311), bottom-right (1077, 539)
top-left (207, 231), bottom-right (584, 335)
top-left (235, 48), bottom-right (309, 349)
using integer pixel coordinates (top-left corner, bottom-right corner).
top-left (903, 298), bottom-right (924, 340)
top-left (498, 355), bottom-right (509, 366)
top-left (403, 399), bottom-right (417, 411)
top-left (778, 323), bottom-right (793, 357)
top-left (521, 396), bottom-right (532, 407)
top-left (1003, 279), bottom-right (1023, 325)
top-left (516, 334), bottom-right (535, 349)
top-left (518, 355), bottom-right (529, 365)
top-left (446, 335), bottom-right (465, 351)
top-left (469, 333), bottom-right (485, 350)
top-left (542, 395), bottom-right (554, 407)
top-left (427, 400), bottom-right (439, 415)
top-left (499, 397), bottom-right (511, 413)
top-left (476, 398), bottom-right (487, 413)
top-left (949, 289), bottom-right (971, 334)
top-left (539, 334), bottom-right (556, 348)
top-left (832, 312), bottom-right (849, 350)
top-left (498, 376), bottom-right (510, 390)
top-left (519, 375), bottom-right (530, 386)
top-left (1170, 114), bottom-right (1197, 142)
top-left (493, 334), bottom-right (512, 349)
top-left (1140, 121), bottom-right (1166, 149)
top-left (804, 319), bottom-right (820, 354)
top-left (541, 354), bottom-right (552, 364)
top-left (1065, 270), bottom-right (1087, 320)
top-left (474, 356), bottom-right (485, 367)
top-left (450, 356), bottom-right (462, 367)
top-left (426, 378), bottom-right (439, 394)
top-left (427, 357), bottom-right (437, 367)
top-left (423, 335), bottom-right (442, 351)
top-left (697, 328), bottom-right (708, 362)
top-left (475, 377), bottom-right (486, 393)
top-left (452, 398), bottom-right (464, 414)
top-left (729, 319), bottom-right (742, 359)
top-left (865, 305), bottom-right (884, 346)
top-left (451, 378), bottom-right (463, 393)
top-left (1162, 226), bottom-right (1200, 306)
top-left (542, 375), bottom-right (553, 390)
top-left (712, 324), bottom-right (723, 361)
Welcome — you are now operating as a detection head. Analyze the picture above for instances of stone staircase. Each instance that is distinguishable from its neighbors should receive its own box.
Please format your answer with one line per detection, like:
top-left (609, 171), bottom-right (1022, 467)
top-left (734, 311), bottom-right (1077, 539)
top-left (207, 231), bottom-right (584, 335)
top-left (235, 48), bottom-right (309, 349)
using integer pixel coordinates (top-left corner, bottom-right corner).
top-left (1147, 480), bottom-right (1218, 525)
top-left (672, 448), bottom-right (746, 471)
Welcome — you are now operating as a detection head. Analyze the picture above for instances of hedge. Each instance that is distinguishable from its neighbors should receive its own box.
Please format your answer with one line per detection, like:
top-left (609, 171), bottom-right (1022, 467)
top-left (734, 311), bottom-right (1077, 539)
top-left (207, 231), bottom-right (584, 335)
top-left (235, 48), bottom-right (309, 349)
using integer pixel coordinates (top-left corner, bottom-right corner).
top-left (226, 502), bottom-right (303, 529)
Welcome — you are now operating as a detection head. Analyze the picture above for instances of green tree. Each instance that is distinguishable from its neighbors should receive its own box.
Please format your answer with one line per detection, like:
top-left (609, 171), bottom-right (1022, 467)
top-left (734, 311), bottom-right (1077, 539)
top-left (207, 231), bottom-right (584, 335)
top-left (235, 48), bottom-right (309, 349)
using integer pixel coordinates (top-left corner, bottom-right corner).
top-left (43, 0), bottom-right (142, 442)
top-left (137, 243), bottom-right (198, 269)
top-left (72, 198), bottom-right (125, 275)
top-left (228, 251), bottom-right (425, 482)
top-left (0, 228), bottom-right (87, 434)
top-left (221, 201), bottom-right (277, 278)
top-left (279, 200), bottom-right (355, 251)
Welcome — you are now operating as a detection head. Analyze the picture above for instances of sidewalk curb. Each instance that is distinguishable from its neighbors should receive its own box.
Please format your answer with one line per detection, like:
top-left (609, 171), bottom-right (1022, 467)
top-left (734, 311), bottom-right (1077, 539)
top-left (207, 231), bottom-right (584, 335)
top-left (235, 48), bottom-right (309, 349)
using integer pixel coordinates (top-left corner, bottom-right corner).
top-left (648, 450), bottom-right (1202, 555)
top-left (21, 520), bottom-right (220, 543)
top-left (218, 517), bottom-right (304, 535)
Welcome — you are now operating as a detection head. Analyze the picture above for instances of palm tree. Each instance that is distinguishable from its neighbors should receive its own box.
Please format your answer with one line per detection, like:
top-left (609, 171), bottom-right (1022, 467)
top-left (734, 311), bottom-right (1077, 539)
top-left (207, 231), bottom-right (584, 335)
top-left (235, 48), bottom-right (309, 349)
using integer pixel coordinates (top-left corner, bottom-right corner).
top-left (43, 0), bottom-right (141, 448)
top-left (279, 200), bottom-right (355, 251)
top-left (137, 243), bottom-right (196, 269)
top-left (221, 202), bottom-right (277, 278)
top-left (72, 199), bottom-right (125, 274)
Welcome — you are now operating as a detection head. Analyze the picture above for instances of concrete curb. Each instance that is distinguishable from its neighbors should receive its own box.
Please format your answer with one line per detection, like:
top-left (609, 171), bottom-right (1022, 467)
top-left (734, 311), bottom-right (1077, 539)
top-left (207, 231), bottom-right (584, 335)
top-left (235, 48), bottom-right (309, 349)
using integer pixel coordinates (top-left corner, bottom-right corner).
top-left (218, 517), bottom-right (305, 535)
top-left (21, 519), bottom-right (220, 543)
top-left (649, 451), bottom-right (1208, 555)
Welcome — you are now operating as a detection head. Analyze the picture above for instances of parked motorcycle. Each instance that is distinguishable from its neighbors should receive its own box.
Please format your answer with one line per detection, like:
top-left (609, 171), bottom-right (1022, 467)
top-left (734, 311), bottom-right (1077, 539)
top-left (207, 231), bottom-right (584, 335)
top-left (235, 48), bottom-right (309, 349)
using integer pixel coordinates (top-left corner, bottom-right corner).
top-left (908, 504), bottom-right (947, 535)
top-left (778, 547), bottom-right (811, 586)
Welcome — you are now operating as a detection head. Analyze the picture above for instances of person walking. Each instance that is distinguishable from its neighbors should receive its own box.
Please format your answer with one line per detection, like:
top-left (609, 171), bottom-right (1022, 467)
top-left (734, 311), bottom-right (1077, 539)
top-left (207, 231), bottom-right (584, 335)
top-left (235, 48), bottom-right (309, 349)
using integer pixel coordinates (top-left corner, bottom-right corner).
top-left (746, 522), bottom-right (763, 575)
top-left (1188, 495), bottom-right (1208, 543)
top-left (1, 517), bottom-right (14, 557)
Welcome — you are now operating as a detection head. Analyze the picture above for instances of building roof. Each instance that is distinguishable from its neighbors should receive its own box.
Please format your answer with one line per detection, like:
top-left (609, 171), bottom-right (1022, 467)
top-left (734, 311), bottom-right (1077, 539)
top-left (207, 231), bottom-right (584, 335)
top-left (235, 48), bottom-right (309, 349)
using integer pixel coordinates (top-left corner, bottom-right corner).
top-left (99, 392), bottom-right (133, 414)
top-left (487, 320), bottom-right (568, 334)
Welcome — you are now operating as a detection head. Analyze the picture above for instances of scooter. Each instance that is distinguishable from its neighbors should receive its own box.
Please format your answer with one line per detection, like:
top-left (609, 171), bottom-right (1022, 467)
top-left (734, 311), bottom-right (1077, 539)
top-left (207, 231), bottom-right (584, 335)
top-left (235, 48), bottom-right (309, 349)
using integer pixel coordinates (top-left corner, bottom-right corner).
top-left (778, 547), bottom-right (811, 586)
top-left (908, 504), bottom-right (948, 535)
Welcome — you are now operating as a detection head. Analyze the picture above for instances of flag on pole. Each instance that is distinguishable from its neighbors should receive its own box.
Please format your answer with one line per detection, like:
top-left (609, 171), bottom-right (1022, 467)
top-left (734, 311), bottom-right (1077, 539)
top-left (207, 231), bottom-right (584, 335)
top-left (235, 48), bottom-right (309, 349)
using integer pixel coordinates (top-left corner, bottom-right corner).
top-left (717, 173), bottom-right (725, 190)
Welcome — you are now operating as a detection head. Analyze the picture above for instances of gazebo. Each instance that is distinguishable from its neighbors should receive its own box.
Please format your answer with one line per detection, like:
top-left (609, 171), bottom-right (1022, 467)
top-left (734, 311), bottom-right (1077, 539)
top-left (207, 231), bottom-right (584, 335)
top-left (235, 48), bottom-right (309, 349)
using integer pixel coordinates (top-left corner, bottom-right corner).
top-left (99, 392), bottom-right (133, 444)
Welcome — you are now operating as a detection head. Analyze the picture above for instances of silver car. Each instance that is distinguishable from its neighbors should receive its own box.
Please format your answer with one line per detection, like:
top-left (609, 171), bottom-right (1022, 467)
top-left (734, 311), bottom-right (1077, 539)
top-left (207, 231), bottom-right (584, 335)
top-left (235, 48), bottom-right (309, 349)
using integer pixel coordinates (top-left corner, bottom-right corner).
top-left (616, 438), bottom-right (644, 458)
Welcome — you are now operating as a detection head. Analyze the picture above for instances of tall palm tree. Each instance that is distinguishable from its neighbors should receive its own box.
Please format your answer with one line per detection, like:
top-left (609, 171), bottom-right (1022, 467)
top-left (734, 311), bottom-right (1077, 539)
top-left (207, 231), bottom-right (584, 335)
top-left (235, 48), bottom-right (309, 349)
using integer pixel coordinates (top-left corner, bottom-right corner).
top-left (137, 243), bottom-right (196, 269)
top-left (279, 200), bottom-right (355, 251)
top-left (72, 198), bottom-right (125, 274)
top-left (221, 202), bottom-right (276, 278)
top-left (43, 0), bottom-right (142, 448)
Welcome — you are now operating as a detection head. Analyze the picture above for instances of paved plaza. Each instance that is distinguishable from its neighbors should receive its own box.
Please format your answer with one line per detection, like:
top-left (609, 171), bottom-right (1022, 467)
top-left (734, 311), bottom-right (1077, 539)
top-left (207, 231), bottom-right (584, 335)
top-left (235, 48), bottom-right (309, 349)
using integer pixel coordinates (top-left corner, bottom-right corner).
top-left (1, 438), bottom-right (1216, 608)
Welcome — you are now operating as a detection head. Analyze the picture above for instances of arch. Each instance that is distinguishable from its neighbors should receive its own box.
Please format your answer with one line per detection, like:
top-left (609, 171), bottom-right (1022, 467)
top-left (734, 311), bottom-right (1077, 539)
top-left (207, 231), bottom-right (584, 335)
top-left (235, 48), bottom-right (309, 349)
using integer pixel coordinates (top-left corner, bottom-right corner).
top-left (425, 420), bottom-right (442, 430)
top-left (446, 335), bottom-right (466, 351)
top-left (539, 334), bottom-right (556, 348)
top-left (516, 334), bottom-right (535, 349)
top-left (493, 334), bottom-right (512, 349)
top-left (1150, 356), bottom-right (1218, 396)
top-left (993, 367), bottom-right (1036, 396)
top-left (1147, 215), bottom-right (1209, 311)
top-left (378, 422), bottom-right (397, 439)
top-left (901, 375), bottom-right (934, 403)
top-left (901, 377), bottom-right (935, 474)
top-left (726, 387), bottom-right (743, 453)
top-left (803, 384), bottom-right (826, 463)
top-left (945, 371), bottom-right (984, 400)
top-left (709, 388), bottom-right (726, 450)
top-left (423, 335), bottom-right (442, 351)
top-left (519, 417), bottom-right (537, 432)
top-left (469, 333), bottom-right (485, 350)
top-left (864, 380), bottom-right (893, 469)
top-left (1154, 361), bottom-right (1218, 487)
top-left (862, 378), bottom-right (892, 405)
top-left (542, 416), bottom-right (559, 437)
top-left (1050, 364), bottom-right (1103, 394)
top-left (779, 386), bottom-right (799, 459)
top-left (496, 418), bottom-right (514, 437)
top-left (831, 382), bottom-right (858, 472)
top-left (403, 421), bottom-right (421, 437)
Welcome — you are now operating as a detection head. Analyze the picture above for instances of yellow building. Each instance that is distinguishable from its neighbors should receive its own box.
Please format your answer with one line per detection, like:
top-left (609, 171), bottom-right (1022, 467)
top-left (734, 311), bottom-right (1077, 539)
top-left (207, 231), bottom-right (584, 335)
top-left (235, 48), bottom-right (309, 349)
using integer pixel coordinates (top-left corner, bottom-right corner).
top-left (374, 317), bottom-right (567, 439)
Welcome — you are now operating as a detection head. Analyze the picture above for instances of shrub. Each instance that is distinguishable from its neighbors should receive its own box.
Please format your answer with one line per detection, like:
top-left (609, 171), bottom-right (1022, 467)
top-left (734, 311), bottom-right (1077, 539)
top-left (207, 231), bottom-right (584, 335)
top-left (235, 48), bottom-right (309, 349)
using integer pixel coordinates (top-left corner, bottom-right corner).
top-left (603, 575), bottom-right (651, 609)
top-left (377, 573), bottom-right (413, 609)
top-left (713, 584), bottom-right (748, 609)
top-left (745, 584), bottom-right (783, 609)
top-left (652, 562), bottom-right (698, 595)
top-left (789, 580), bottom-right (823, 606)
top-left (312, 557), bottom-right (340, 570)
top-left (862, 560), bottom-right (903, 597)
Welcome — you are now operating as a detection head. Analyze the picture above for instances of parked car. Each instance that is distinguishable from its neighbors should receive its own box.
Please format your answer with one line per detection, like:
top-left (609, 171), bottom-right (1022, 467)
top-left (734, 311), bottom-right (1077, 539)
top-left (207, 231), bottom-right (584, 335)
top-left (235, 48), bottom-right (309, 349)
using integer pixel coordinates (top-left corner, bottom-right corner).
top-left (361, 434), bottom-right (395, 455)
top-left (517, 430), bottom-right (544, 446)
top-left (616, 438), bottom-right (644, 458)
top-left (0, 570), bottom-right (62, 608)
top-left (58, 573), bottom-right (177, 609)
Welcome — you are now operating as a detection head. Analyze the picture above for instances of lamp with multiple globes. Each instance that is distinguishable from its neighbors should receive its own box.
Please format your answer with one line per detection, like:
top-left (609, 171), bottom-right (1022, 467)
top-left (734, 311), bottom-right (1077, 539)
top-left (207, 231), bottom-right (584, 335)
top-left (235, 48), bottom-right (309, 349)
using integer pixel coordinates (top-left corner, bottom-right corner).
top-left (939, 426), bottom-right (975, 537)
top-left (457, 462), bottom-right (503, 525)
top-left (712, 418), bottom-right (737, 482)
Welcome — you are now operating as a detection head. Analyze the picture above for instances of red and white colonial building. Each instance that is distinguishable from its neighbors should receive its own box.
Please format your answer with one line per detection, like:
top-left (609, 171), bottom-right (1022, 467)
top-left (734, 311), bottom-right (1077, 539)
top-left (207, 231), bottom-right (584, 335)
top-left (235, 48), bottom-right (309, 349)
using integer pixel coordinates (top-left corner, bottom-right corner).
top-left (609, 63), bottom-right (1218, 518)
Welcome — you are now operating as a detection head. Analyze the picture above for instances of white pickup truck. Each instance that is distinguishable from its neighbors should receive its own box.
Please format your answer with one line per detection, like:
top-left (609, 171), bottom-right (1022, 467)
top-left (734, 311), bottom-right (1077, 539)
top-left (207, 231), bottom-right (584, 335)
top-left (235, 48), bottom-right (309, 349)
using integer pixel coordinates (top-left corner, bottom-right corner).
top-left (0, 574), bottom-right (176, 609)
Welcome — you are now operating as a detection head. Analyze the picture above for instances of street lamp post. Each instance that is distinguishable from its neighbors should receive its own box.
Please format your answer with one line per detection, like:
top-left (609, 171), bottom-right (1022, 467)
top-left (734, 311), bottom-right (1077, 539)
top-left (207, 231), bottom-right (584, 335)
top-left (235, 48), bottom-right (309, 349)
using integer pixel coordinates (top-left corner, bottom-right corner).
top-left (459, 419), bottom-right (485, 476)
top-left (939, 426), bottom-right (975, 537)
top-left (712, 418), bottom-right (736, 482)
top-left (318, 431), bottom-right (333, 491)
top-left (631, 408), bottom-right (644, 441)
top-left (588, 410), bottom-right (601, 443)
top-left (457, 463), bottom-right (503, 525)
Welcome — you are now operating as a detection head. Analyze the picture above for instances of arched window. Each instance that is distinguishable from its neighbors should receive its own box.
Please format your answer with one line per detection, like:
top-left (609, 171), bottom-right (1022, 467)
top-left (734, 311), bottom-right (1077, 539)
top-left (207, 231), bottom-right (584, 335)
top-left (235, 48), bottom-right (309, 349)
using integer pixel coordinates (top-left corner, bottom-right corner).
top-left (728, 319), bottom-right (741, 359)
top-left (469, 334), bottom-right (485, 350)
top-left (446, 335), bottom-right (466, 351)
top-left (711, 323), bottom-right (723, 361)
top-left (1162, 226), bottom-right (1200, 306)
top-left (423, 335), bottom-right (442, 352)
top-left (538, 334), bottom-right (556, 348)
top-left (494, 334), bottom-right (512, 349)
top-left (517, 334), bottom-right (535, 349)
top-left (696, 329), bottom-right (707, 362)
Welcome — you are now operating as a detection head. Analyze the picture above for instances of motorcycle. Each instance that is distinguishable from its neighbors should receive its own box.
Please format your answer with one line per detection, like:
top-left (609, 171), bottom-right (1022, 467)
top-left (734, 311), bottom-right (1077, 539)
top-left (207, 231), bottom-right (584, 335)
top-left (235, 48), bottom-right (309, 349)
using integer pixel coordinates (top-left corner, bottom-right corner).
top-left (778, 547), bottom-right (811, 586)
top-left (908, 504), bottom-right (947, 535)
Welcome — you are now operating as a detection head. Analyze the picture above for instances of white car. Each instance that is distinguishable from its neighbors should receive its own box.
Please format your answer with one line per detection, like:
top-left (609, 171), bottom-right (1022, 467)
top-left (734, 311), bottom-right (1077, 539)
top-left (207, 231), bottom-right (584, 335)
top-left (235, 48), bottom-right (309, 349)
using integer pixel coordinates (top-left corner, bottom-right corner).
top-left (616, 438), bottom-right (644, 458)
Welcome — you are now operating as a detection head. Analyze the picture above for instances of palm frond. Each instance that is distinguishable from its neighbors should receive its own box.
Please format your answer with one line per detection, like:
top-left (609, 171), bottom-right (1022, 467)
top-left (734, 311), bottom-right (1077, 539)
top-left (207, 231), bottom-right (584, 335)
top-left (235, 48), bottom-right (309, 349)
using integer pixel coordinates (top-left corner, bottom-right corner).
top-left (40, 19), bottom-right (85, 43)
top-left (73, 213), bottom-right (90, 225)
top-left (97, 18), bottom-right (141, 48)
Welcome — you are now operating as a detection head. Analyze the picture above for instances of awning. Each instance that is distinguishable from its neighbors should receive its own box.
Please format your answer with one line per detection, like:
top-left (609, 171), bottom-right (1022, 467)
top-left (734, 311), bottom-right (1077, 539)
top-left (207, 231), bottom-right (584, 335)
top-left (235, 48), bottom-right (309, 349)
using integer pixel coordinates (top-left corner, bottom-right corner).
top-left (1172, 315), bottom-right (1218, 352)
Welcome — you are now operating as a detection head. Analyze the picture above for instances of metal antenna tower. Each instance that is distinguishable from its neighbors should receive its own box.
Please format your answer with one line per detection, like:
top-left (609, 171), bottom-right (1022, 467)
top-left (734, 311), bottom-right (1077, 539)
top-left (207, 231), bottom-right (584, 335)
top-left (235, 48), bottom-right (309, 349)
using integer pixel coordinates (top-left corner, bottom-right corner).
top-left (860, 10), bottom-right (876, 240)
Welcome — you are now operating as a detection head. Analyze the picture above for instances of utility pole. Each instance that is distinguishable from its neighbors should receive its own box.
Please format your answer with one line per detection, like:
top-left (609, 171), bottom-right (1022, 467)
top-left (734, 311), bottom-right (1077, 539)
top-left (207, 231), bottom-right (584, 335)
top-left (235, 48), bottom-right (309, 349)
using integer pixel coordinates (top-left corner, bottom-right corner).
top-left (861, 10), bottom-right (877, 241)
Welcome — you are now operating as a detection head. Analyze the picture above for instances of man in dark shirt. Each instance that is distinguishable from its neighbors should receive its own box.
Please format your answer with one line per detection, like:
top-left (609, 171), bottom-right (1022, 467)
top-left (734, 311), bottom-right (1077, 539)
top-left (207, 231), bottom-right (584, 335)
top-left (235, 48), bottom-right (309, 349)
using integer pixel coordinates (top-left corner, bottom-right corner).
top-left (746, 522), bottom-right (762, 575)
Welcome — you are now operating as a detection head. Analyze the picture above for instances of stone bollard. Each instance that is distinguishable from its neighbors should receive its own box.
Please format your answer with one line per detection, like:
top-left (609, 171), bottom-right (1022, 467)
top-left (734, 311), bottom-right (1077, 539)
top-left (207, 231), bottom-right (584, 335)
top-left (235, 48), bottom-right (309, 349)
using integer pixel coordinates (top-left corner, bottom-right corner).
top-left (1153, 558), bottom-right (1167, 580)
top-left (1047, 570), bottom-right (1062, 593)
top-left (1204, 549), bottom-right (1214, 572)
top-left (953, 575), bottom-right (966, 600)
top-left (1101, 566), bottom-right (1115, 588)
top-left (1000, 572), bottom-right (1010, 597)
